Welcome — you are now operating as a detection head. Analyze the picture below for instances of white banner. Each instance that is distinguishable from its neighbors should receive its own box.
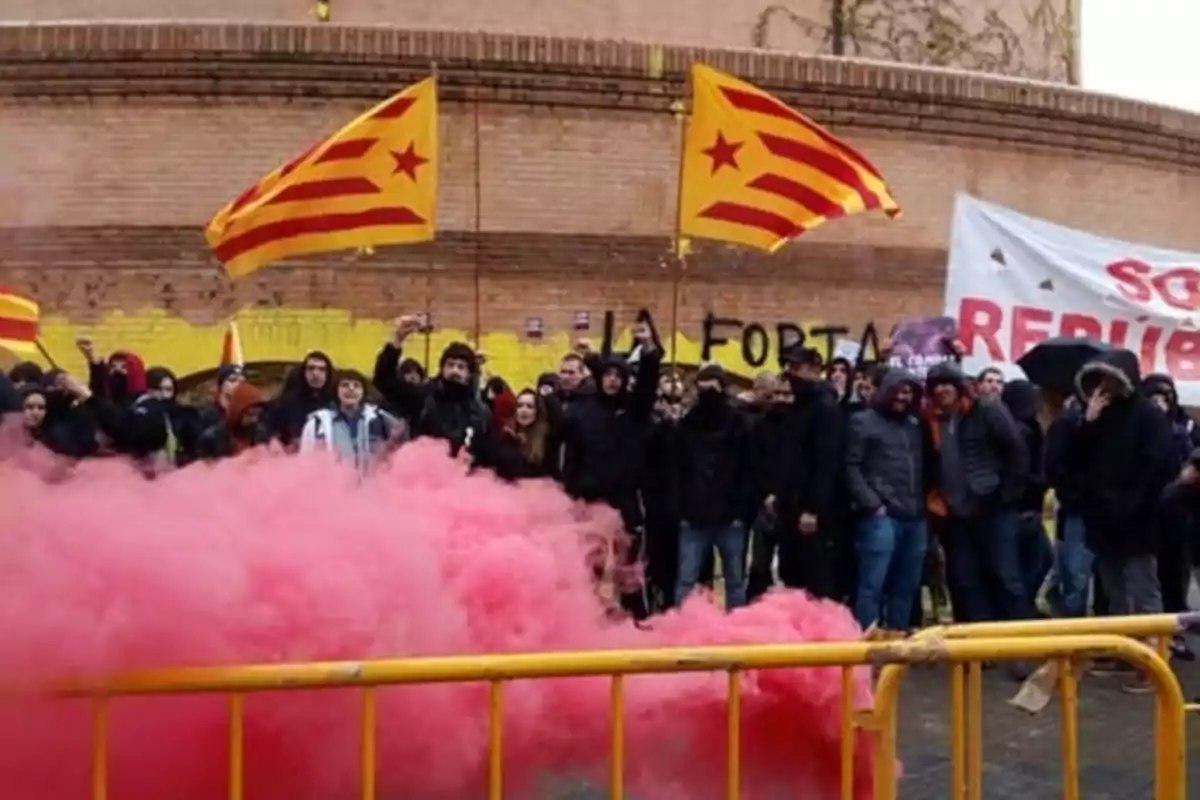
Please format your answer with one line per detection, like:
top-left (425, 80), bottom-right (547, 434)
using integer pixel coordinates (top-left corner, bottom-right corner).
top-left (944, 194), bottom-right (1200, 404)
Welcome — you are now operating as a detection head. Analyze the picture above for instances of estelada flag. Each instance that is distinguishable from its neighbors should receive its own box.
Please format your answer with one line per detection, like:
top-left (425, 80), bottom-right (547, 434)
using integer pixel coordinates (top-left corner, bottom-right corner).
top-left (206, 76), bottom-right (438, 278)
top-left (677, 64), bottom-right (900, 253)
top-left (219, 320), bottom-right (244, 367)
top-left (0, 288), bottom-right (39, 356)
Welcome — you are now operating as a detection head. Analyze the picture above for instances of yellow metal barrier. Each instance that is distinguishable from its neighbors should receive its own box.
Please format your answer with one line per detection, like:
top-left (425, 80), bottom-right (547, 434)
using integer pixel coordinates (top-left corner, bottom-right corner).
top-left (871, 613), bottom-right (1199, 800)
top-left (55, 634), bottom-right (1185, 800)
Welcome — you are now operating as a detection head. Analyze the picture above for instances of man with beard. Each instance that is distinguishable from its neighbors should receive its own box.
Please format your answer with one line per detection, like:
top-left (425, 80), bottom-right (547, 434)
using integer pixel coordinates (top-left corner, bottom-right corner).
top-left (845, 369), bottom-right (925, 632)
top-left (372, 315), bottom-right (489, 458)
top-left (561, 323), bottom-right (661, 618)
top-left (672, 364), bottom-right (755, 610)
top-left (766, 346), bottom-right (842, 599)
top-left (268, 351), bottom-right (337, 448)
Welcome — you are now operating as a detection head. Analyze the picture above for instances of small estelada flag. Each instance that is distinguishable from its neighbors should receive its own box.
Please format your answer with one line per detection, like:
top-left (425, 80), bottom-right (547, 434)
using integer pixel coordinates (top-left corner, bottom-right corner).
top-left (0, 288), bottom-right (39, 356)
top-left (205, 76), bottom-right (438, 279)
top-left (219, 320), bottom-right (244, 367)
top-left (677, 64), bottom-right (900, 253)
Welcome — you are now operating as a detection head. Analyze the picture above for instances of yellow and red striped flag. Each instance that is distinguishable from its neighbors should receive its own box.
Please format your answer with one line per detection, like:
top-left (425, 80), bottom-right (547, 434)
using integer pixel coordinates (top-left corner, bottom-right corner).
top-left (219, 321), bottom-right (244, 367)
top-left (206, 76), bottom-right (438, 279)
top-left (0, 288), bottom-right (39, 356)
top-left (677, 64), bottom-right (900, 253)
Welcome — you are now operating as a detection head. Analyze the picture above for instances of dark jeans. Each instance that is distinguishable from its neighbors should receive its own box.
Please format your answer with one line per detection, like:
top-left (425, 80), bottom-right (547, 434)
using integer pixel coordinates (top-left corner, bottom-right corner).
top-left (777, 517), bottom-right (837, 600)
top-left (747, 512), bottom-right (776, 603)
top-left (676, 521), bottom-right (748, 610)
top-left (853, 514), bottom-right (928, 630)
top-left (1158, 493), bottom-right (1193, 614)
top-left (943, 510), bottom-right (1032, 622)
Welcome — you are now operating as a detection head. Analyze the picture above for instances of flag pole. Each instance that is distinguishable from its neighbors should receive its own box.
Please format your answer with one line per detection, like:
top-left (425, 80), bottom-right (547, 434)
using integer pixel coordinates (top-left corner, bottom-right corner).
top-left (35, 339), bottom-right (58, 370)
top-left (423, 61), bottom-right (439, 376)
top-left (471, 66), bottom-right (484, 350)
top-left (669, 77), bottom-right (691, 369)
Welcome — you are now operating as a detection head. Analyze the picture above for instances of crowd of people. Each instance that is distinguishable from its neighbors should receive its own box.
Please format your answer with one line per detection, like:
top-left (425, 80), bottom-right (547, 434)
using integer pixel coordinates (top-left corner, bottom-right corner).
top-left (4, 314), bottom-right (1199, 694)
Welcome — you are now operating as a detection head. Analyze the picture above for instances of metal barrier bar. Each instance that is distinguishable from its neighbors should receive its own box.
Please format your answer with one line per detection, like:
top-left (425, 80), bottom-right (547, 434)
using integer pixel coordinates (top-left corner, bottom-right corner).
top-left (839, 666), bottom-right (854, 800)
top-left (73, 635), bottom-right (1183, 800)
top-left (610, 676), bottom-right (624, 800)
top-left (361, 687), bottom-right (376, 800)
top-left (229, 693), bottom-right (244, 800)
top-left (871, 614), bottom-right (1197, 800)
top-left (1057, 657), bottom-right (1080, 800)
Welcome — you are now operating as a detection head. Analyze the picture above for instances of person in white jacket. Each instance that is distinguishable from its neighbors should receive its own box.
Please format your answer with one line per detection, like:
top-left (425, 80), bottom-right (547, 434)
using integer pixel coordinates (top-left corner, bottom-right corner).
top-left (299, 370), bottom-right (406, 476)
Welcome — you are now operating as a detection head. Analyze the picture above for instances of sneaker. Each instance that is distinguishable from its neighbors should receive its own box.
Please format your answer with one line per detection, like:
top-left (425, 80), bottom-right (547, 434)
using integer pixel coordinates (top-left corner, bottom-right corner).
top-left (1090, 659), bottom-right (1134, 678)
top-left (1121, 676), bottom-right (1154, 695)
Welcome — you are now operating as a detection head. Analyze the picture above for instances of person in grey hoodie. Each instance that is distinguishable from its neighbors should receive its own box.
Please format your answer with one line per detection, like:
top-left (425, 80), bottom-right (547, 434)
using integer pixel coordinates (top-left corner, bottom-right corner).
top-left (845, 368), bottom-right (926, 631)
top-left (299, 369), bottom-right (407, 477)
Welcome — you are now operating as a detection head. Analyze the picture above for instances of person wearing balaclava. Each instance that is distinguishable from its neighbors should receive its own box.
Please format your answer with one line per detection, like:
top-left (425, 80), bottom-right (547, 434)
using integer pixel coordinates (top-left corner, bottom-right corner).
top-left (266, 351), bottom-right (337, 448)
top-left (560, 323), bottom-right (662, 620)
top-left (759, 346), bottom-right (842, 600)
top-left (1069, 350), bottom-right (1174, 693)
top-left (671, 364), bottom-right (756, 611)
top-left (372, 314), bottom-right (489, 458)
top-left (76, 335), bottom-right (147, 409)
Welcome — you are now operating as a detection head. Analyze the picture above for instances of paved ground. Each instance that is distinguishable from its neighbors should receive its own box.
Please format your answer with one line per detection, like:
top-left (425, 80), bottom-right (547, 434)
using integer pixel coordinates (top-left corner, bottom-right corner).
top-left (547, 640), bottom-right (1199, 799)
top-left (894, 651), bottom-right (1200, 799)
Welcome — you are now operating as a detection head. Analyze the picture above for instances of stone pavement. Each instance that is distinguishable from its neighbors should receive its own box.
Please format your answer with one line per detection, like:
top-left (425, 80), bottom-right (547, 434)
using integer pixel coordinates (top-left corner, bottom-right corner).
top-left (548, 649), bottom-right (1199, 799)
top-left (895, 656), bottom-right (1200, 799)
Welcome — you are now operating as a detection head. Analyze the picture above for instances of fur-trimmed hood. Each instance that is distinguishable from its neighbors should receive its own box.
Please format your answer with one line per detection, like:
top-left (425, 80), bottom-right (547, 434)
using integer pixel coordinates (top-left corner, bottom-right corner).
top-left (1076, 348), bottom-right (1140, 399)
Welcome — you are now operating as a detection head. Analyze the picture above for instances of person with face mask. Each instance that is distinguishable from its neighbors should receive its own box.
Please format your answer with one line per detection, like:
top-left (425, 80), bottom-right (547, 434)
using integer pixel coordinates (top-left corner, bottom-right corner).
top-left (671, 364), bottom-right (756, 610)
top-left (845, 368), bottom-right (925, 633)
top-left (372, 315), bottom-right (490, 460)
top-left (760, 346), bottom-right (842, 600)
top-left (76, 336), bottom-right (147, 409)
top-left (923, 362), bottom-right (1030, 630)
top-left (746, 374), bottom-right (793, 602)
top-left (300, 369), bottom-right (405, 477)
top-left (560, 324), bottom-right (662, 619)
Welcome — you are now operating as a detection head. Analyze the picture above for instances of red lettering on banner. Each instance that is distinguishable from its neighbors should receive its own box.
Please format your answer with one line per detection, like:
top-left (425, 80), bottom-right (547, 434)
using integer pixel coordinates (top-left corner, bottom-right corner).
top-left (1011, 305), bottom-right (1053, 357)
top-left (1141, 326), bottom-right (1163, 374)
top-left (1106, 258), bottom-right (1200, 312)
top-left (1109, 319), bottom-right (1129, 350)
top-left (1164, 330), bottom-right (1200, 381)
top-left (958, 297), bottom-right (1004, 361)
top-left (1107, 259), bottom-right (1153, 304)
top-left (1060, 313), bottom-right (1102, 340)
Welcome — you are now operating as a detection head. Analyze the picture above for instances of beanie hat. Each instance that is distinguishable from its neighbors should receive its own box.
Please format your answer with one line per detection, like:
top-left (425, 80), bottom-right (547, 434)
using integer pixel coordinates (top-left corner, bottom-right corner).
top-left (696, 363), bottom-right (728, 386)
top-left (439, 342), bottom-right (478, 373)
top-left (217, 364), bottom-right (243, 386)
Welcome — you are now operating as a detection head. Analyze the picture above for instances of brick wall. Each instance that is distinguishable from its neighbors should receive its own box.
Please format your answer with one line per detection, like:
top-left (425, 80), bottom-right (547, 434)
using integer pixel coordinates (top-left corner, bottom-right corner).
top-left (0, 23), bottom-right (1197, 381)
top-left (6, 0), bottom-right (1076, 82)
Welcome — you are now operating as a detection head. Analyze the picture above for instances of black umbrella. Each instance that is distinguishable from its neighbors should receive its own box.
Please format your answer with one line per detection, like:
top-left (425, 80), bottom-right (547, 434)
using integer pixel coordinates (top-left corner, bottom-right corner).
top-left (1016, 336), bottom-right (1112, 395)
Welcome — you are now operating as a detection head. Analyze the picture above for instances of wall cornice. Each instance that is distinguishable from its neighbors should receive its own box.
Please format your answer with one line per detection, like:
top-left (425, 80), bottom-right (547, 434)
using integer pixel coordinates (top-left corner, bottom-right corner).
top-left (1, 22), bottom-right (1199, 169)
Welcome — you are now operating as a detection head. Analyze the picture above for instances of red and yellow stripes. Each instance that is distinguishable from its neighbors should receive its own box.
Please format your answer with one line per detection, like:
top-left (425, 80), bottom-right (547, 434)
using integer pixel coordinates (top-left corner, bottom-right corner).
top-left (678, 64), bottom-right (900, 253)
top-left (0, 288), bottom-right (39, 355)
top-left (206, 76), bottom-right (438, 279)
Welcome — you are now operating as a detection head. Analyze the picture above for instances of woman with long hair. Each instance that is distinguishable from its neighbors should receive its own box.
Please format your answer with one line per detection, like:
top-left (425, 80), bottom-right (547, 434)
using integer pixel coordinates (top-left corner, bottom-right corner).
top-left (477, 388), bottom-right (559, 481)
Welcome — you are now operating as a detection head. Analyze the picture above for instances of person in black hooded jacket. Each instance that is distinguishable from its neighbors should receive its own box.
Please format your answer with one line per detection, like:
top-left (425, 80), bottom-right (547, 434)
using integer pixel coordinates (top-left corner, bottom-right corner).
top-left (762, 346), bottom-right (843, 599)
top-left (672, 364), bottom-right (756, 610)
top-left (267, 351), bottom-right (336, 448)
top-left (373, 315), bottom-right (489, 459)
top-left (1000, 379), bottom-right (1053, 609)
top-left (560, 324), bottom-right (661, 618)
top-left (1069, 351), bottom-right (1174, 617)
top-left (1139, 373), bottom-right (1200, 657)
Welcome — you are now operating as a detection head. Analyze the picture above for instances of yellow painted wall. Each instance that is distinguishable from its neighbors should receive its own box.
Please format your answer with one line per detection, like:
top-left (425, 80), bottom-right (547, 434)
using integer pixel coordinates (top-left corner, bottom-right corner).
top-left (24, 308), bottom-right (841, 389)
